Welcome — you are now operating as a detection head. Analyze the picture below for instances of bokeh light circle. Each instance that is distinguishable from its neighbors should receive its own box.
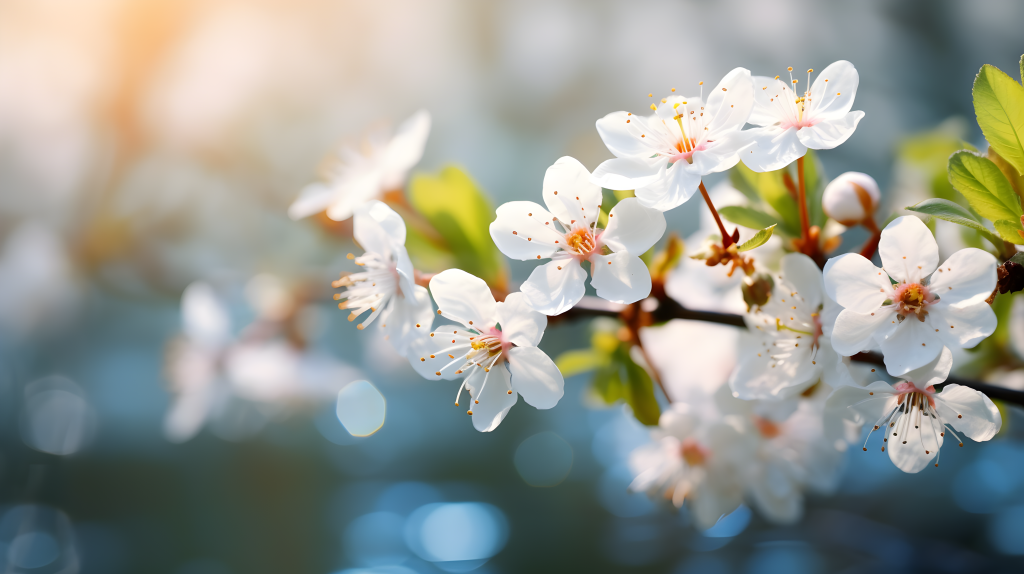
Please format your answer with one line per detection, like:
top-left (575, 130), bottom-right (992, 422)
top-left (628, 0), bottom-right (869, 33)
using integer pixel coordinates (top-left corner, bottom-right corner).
top-left (336, 380), bottom-right (386, 437)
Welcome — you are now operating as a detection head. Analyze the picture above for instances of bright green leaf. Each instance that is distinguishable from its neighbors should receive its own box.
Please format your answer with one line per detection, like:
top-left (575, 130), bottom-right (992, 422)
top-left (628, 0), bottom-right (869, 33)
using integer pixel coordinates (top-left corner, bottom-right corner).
top-left (736, 224), bottom-right (776, 253)
top-left (906, 198), bottom-right (1006, 250)
top-left (555, 349), bottom-right (608, 377)
top-left (617, 347), bottom-right (660, 426)
top-left (719, 206), bottom-right (779, 232)
top-left (948, 151), bottom-right (1023, 223)
top-left (994, 219), bottom-right (1024, 244)
top-left (973, 64), bottom-right (1024, 175)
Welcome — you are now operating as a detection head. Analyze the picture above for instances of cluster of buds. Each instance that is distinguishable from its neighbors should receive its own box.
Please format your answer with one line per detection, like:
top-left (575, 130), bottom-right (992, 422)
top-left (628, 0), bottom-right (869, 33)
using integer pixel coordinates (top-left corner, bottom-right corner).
top-left (690, 237), bottom-right (755, 277)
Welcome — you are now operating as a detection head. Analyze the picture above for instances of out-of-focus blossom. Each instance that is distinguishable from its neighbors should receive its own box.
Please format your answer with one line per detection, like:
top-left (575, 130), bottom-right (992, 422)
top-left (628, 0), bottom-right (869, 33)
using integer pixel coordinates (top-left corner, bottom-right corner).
top-left (333, 201), bottom-right (434, 355)
top-left (0, 222), bottom-right (79, 337)
top-left (744, 61), bottom-right (864, 172)
top-left (490, 156), bottom-right (665, 315)
top-left (591, 68), bottom-right (755, 211)
top-left (824, 216), bottom-right (997, 376)
top-left (821, 171), bottom-right (881, 226)
top-left (409, 270), bottom-right (563, 432)
top-left (826, 347), bottom-right (1001, 473)
top-left (289, 110), bottom-right (431, 222)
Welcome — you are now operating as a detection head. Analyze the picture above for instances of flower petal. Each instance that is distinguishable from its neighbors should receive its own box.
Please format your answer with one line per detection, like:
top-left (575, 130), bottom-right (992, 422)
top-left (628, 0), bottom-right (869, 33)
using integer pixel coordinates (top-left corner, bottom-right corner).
top-left (705, 67), bottom-right (754, 133)
top-left (888, 411), bottom-right (942, 473)
top-left (880, 318), bottom-right (942, 376)
top-left (601, 198), bottom-right (666, 255)
top-left (808, 61), bottom-right (858, 120)
top-left (830, 308), bottom-right (897, 356)
top-left (507, 346), bottom-right (564, 409)
top-left (742, 126), bottom-right (806, 172)
top-left (824, 380), bottom-right (896, 426)
top-left (407, 326), bottom-right (469, 381)
top-left (465, 362), bottom-right (517, 432)
top-left (687, 130), bottom-right (752, 175)
top-left (796, 111), bottom-right (864, 150)
top-left (823, 253), bottom-right (892, 312)
top-left (496, 292), bottom-right (547, 348)
top-left (521, 258), bottom-right (587, 315)
top-left (489, 201), bottom-right (561, 260)
top-left (902, 346), bottom-right (953, 388)
top-left (381, 284), bottom-right (434, 356)
top-left (931, 301), bottom-right (998, 349)
top-left (589, 252), bottom-right (652, 305)
top-left (878, 216), bottom-right (939, 283)
top-left (634, 161), bottom-right (702, 211)
top-left (927, 248), bottom-right (998, 306)
top-left (380, 109), bottom-right (431, 174)
top-left (429, 269), bottom-right (499, 328)
top-left (749, 76), bottom-right (794, 126)
top-left (354, 200), bottom-right (406, 258)
top-left (935, 384), bottom-right (1002, 441)
top-left (288, 182), bottom-right (335, 220)
top-left (542, 156), bottom-right (602, 226)
top-left (591, 157), bottom-right (664, 193)
top-left (729, 332), bottom-right (820, 399)
top-left (325, 170), bottom-right (383, 221)
top-left (780, 253), bottom-right (823, 309)
top-left (595, 111), bottom-right (659, 157)
top-left (181, 282), bottom-right (231, 348)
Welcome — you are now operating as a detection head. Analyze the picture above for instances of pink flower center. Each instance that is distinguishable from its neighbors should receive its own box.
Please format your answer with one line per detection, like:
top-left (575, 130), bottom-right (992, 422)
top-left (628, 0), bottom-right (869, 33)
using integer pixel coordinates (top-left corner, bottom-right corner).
top-left (893, 282), bottom-right (934, 321)
top-left (680, 438), bottom-right (709, 466)
top-left (894, 381), bottom-right (936, 409)
top-left (668, 141), bottom-right (707, 165)
top-left (564, 227), bottom-right (598, 258)
top-left (753, 416), bottom-right (782, 439)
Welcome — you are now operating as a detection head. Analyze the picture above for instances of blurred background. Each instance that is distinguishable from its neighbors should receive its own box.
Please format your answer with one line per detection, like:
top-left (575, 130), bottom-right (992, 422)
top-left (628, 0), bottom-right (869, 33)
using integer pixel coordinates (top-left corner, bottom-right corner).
top-left (2, 0), bottom-right (1024, 572)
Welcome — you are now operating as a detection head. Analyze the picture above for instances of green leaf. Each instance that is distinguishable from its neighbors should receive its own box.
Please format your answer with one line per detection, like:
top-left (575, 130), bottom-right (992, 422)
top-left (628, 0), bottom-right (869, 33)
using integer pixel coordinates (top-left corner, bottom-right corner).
top-left (994, 219), bottom-right (1024, 244)
top-left (906, 198), bottom-right (1006, 249)
top-left (617, 347), bottom-right (660, 426)
top-left (800, 149), bottom-right (828, 228)
top-left (718, 206), bottom-right (779, 231)
top-left (409, 166), bottom-right (506, 285)
top-left (729, 163), bottom-right (801, 236)
top-left (973, 64), bottom-right (1024, 175)
top-left (555, 349), bottom-right (609, 377)
top-left (948, 151), bottom-right (1023, 223)
top-left (736, 224), bottom-right (776, 253)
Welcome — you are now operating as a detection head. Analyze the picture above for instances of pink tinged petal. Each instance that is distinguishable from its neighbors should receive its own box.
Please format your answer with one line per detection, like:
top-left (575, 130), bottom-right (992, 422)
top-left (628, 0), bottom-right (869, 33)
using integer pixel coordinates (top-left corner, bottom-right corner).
top-left (521, 258), bottom-right (587, 316)
top-left (495, 292), bottom-right (547, 348)
top-left (288, 182), bottom-right (335, 220)
top-left (888, 413), bottom-right (942, 473)
top-left (927, 248), bottom-right (998, 306)
top-left (428, 269), bottom-right (499, 328)
top-left (902, 346), bottom-right (953, 388)
top-left (824, 380), bottom-right (896, 425)
top-left (601, 198), bottom-right (666, 255)
top-left (748, 76), bottom-right (794, 126)
top-left (795, 111), bottom-right (864, 150)
top-left (465, 362), bottom-right (517, 432)
top-left (589, 252), bottom-right (652, 305)
top-left (590, 157), bottom-right (664, 192)
top-left (934, 384), bottom-right (1002, 441)
top-left (634, 161), bottom-right (702, 211)
top-left (780, 253), bottom-right (824, 308)
top-left (705, 67), bottom-right (755, 133)
top-left (931, 301), bottom-right (997, 349)
top-left (380, 109), bottom-right (430, 174)
top-left (823, 253), bottom-right (892, 312)
top-left (686, 130), bottom-right (753, 175)
top-left (381, 284), bottom-right (434, 356)
top-left (489, 201), bottom-right (560, 261)
top-left (595, 111), bottom-right (659, 157)
top-left (880, 318), bottom-right (943, 377)
top-left (808, 60), bottom-right (858, 120)
top-left (742, 126), bottom-right (806, 172)
top-left (354, 200), bottom-right (406, 258)
top-left (506, 346), bottom-right (565, 409)
top-left (830, 308), bottom-right (897, 356)
top-left (542, 156), bottom-right (602, 225)
top-left (878, 216), bottom-right (939, 283)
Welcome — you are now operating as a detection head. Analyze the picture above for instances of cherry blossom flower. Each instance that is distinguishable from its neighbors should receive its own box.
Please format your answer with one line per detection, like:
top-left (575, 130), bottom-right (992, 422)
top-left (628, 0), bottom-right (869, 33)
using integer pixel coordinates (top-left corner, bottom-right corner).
top-left (825, 347), bottom-right (1001, 473)
top-left (409, 269), bottom-right (564, 432)
top-left (333, 200), bottom-right (434, 355)
top-left (490, 156), bottom-right (666, 315)
top-left (288, 110), bottom-right (430, 221)
top-left (730, 253), bottom-right (846, 400)
top-left (744, 62), bottom-right (864, 172)
top-left (823, 216), bottom-right (997, 376)
top-left (821, 171), bottom-right (881, 226)
top-left (629, 403), bottom-right (747, 529)
top-left (590, 68), bottom-right (755, 211)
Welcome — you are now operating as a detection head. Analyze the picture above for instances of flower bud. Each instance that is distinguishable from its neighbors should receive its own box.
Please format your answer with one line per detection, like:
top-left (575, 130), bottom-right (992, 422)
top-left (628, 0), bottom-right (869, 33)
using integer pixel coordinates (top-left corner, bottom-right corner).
top-left (822, 172), bottom-right (881, 226)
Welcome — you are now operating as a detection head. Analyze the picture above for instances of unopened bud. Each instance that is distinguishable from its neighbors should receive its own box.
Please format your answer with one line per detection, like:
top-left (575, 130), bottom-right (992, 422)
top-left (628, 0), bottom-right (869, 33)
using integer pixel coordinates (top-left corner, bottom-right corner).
top-left (822, 172), bottom-right (881, 226)
top-left (742, 273), bottom-right (775, 311)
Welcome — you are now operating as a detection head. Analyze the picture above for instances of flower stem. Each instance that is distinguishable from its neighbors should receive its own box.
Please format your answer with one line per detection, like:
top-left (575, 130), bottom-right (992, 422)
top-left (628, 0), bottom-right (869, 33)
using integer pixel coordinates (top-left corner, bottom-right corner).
top-left (698, 180), bottom-right (734, 247)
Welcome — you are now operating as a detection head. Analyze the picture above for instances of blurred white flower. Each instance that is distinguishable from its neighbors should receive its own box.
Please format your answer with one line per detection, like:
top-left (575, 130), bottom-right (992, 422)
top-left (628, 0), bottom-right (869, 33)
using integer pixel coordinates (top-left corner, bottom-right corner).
top-left (824, 216), bottom-right (997, 376)
top-left (825, 347), bottom-right (1001, 473)
top-left (289, 110), bottom-right (431, 221)
top-left (409, 270), bottom-right (563, 432)
top-left (333, 200), bottom-right (434, 356)
top-left (490, 156), bottom-right (665, 315)
top-left (0, 221), bottom-right (79, 337)
top-left (591, 68), bottom-right (755, 211)
top-left (744, 61), bottom-right (865, 172)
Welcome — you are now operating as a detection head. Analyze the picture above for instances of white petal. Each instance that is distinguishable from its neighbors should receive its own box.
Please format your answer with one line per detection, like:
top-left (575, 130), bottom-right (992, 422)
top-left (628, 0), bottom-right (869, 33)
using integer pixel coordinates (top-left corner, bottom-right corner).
top-left (288, 182), bottom-right (334, 220)
top-left (521, 258), bottom-right (587, 315)
top-left (353, 200), bottom-right (406, 257)
top-left (808, 61), bottom-right (858, 120)
top-left (495, 292), bottom-right (547, 348)
top-left (589, 252), bottom-right (652, 305)
top-left (729, 332), bottom-right (820, 399)
top-left (507, 346), bottom-right (564, 409)
top-left (429, 269), bottom-right (499, 328)
top-left (407, 327), bottom-right (469, 381)
top-left (878, 216), bottom-right (939, 283)
top-left (888, 412), bottom-right (942, 473)
top-left (380, 109), bottom-right (431, 174)
top-left (595, 111), bottom-right (659, 157)
top-left (935, 384), bottom-right (1002, 441)
top-left (796, 111), bottom-right (864, 150)
top-left (324, 170), bottom-right (384, 222)
top-left (634, 161), bottom-right (702, 211)
top-left (748, 76), bottom-right (793, 126)
top-left (880, 319), bottom-right (942, 376)
top-left (931, 301), bottom-right (997, 349)
top-left (823, 253), bottom-right (892, 312)
top-left (489, 201), bottom-right (561, 261)
top-left (601, 198), bottom-right (666, 255)
top-left (749, 461), bottom-right (802, 524)
top-left (742, 126), bottom-right (806, 172)
top-left (381, 284), bottom-right (435, 356)
top-left (780, 253), bottom-right (823, 309)
top-left (181, 282), bottom-right (231, 347)
top-left (902, 346), bottom-right (953, 389)
top-left (927, 248), bottom-right (998, 306)
top-left (705, 67), bottom-right (754, 133)
top-left (164, 387), bottom-right (213, 443)
top-left (591, 157), bottom-right (664, 191)
top-left (688, 130), bottom-right (752, 174)
top-left (824, 380), bottom-right (895, 426)
top-left (830, 308), bottom-right (897, 356)
top-left (465, 363), bottom-right (517, 432)
top-left (542, 156), bottom-right (602, 227)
